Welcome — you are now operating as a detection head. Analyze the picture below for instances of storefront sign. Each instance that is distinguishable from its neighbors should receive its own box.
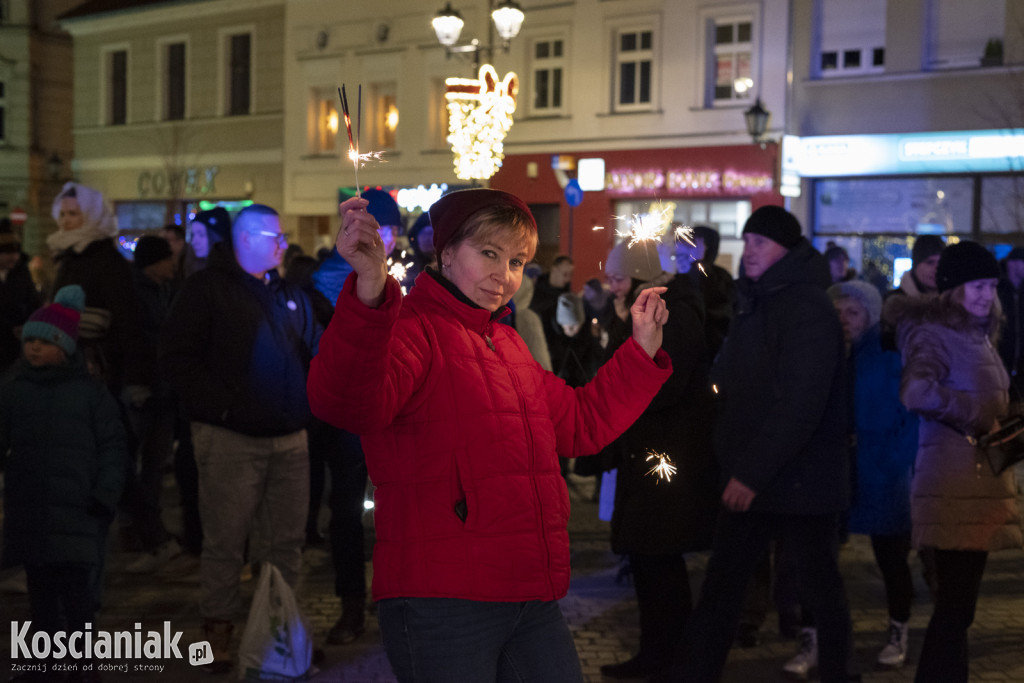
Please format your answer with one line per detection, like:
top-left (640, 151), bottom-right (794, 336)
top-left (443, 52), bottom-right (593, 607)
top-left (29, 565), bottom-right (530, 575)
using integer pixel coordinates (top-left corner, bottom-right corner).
top-left (137, 166), bottom-right (219, 198)
top-left (605, 167), bottom-right (773, 196)
top-left (796, 128), bottom-right (1024, 177)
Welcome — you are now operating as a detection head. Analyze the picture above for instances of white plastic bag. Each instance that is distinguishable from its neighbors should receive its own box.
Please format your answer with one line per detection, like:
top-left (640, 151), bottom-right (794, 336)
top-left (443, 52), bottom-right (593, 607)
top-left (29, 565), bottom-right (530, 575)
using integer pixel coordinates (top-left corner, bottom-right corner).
top-left (237, 563), bottom-right (314, 681)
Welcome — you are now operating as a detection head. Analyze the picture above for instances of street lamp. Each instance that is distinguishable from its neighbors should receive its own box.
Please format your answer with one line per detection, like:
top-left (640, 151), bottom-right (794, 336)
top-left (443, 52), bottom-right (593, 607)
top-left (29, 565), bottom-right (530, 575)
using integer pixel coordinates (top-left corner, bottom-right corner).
top-left (744, 97), bottom-right (771, 146)
top-left (46, 153), bottom-right (64, 182)
top-left (432, 1), bottom-right (525, 58)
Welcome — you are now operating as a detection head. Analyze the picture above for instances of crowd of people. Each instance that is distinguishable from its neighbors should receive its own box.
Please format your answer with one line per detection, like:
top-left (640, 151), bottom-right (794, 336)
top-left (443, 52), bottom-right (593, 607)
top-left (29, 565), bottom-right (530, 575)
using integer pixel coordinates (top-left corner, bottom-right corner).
top-left (0, 182), bottom-right (1021, 683)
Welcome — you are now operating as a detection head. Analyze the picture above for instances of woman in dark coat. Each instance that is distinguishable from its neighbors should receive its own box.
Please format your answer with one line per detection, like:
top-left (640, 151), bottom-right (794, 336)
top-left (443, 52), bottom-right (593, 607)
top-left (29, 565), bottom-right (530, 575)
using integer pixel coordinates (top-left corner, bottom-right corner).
top-left (599, 241), bottom-right (719, 680)
top-left (896, 241), bottom-right (1022, 683)
top-left (48, 182), bottom-right (146, 392)
top-left (830, 280), bottom-right (918, 669)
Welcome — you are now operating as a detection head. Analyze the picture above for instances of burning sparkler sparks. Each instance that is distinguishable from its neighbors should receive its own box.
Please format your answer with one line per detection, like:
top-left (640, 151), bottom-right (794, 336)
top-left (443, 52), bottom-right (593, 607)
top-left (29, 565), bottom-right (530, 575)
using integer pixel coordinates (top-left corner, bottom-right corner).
top-left (614, 204), bottom-right (675, 249)
top-left (645, 450), bottom-right (677, 483)
top-left (388, 257), bottom-right (414, 295)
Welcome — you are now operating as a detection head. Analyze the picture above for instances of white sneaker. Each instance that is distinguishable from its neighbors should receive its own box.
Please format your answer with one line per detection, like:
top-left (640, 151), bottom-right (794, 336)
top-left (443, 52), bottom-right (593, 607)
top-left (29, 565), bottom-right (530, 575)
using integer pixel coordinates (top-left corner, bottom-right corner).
top-left (125, 538), bottom-right (182, 574)
top-left (877, 619), bottom-right (909, 668)
top-left (782, 627), bottom-right (818, 680)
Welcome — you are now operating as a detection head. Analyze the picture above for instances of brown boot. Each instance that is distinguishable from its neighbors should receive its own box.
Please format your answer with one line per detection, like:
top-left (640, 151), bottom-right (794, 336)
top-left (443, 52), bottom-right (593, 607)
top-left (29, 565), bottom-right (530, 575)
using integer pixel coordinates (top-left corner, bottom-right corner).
top-left (201, 618), bottom-right (234, 674)
top-left (326, 595), bottom-right (366, 645)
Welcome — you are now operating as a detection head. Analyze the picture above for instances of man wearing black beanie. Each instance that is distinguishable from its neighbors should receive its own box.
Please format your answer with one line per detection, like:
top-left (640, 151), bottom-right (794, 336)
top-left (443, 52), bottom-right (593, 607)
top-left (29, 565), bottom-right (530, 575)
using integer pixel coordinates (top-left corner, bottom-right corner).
top-left (670, 205), bottom-right (854, 682)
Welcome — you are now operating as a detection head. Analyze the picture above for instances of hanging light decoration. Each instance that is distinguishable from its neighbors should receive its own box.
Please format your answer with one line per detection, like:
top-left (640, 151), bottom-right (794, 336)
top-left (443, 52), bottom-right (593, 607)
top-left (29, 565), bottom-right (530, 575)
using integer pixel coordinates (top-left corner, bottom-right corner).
top-left (445, 64), bottom-right (518, 180)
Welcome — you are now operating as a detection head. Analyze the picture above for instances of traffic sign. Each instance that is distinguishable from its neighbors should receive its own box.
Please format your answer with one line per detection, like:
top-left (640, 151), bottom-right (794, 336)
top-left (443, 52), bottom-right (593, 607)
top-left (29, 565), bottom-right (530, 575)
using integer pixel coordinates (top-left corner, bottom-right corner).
top-left (564, 179), bottom-right (583, 207)
top-left (9, 207), bottom-right (27, 226)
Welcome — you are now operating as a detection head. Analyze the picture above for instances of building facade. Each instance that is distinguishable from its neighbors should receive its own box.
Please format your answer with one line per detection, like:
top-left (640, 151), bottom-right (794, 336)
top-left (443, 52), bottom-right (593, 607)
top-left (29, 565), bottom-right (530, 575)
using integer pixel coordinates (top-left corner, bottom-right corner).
top-left (787, 0), bottom-right (1024, 287)
top-left (284, 0), bottom-right (790, 281)
top-left (60, 0), bottom-right (285, 251)
top-left (0, 0), bottom-right (78, 257)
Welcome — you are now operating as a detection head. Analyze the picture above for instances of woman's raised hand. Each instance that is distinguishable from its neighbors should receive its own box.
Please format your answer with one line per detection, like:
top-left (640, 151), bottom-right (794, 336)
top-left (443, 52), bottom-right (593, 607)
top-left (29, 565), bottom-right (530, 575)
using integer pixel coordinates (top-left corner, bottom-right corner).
top-left (630, 286), bottom-right (669, 359)
top-left (337, 196), bottom-right (388, 307)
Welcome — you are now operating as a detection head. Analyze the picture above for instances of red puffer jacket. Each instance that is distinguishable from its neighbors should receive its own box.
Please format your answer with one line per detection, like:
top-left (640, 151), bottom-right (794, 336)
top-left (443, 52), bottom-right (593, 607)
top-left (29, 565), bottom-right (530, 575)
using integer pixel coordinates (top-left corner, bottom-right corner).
top-left (308, 272), bottom-right (671, 602)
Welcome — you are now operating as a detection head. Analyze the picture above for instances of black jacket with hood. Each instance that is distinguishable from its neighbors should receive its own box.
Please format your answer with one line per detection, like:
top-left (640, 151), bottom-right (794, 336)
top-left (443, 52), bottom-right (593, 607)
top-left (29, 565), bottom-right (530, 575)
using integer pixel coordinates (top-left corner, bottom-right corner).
top-left (160, 243), bottom-right (321, 436)
top-left (711, 239), bottom-right (850, 514)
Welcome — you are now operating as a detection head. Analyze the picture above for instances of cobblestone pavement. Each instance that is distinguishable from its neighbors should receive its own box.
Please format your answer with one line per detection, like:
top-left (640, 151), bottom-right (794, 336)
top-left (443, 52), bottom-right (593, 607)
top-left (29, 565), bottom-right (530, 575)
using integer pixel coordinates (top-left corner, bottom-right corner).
top-left (3, 471), bottom-right (1023, 682)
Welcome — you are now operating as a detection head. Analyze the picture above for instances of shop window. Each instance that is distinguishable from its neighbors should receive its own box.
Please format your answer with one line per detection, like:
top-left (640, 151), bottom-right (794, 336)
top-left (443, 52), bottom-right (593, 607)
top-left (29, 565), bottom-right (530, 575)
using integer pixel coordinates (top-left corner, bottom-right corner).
top-left (531, 37), bottom-right (564, 115)
top-left (104, 47), bottom-right (128, 126)
top-left (814, 177), bottom-right (974, 235)
top-left (926, 0), bottom-right (1005, 69)
top-left (614, 27), bottom-right (654, 111)
top-left (980, 176), bottom-right (1024, 234)
top-left (224, 31), bottom-right (251, 116)
top-left (817, 0), bottom-right (885, 77)
top-left (708, 17), bottom-right (752, 104)
top-left (161, 40), bottom-right (187, 121)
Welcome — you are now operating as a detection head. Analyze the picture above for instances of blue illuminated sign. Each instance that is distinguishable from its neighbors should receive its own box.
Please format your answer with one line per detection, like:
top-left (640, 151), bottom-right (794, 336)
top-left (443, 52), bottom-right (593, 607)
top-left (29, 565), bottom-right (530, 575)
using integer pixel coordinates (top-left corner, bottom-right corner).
top-left (795, 129), bottom-right (1024, 177)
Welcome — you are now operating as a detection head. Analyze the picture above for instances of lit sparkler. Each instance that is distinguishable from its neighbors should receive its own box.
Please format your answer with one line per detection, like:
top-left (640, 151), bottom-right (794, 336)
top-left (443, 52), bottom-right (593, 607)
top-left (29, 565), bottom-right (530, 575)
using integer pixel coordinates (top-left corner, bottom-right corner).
top-left (645, 450), bottom-right (677, 483)
top-left (338, 84), bottom-right (385, 197)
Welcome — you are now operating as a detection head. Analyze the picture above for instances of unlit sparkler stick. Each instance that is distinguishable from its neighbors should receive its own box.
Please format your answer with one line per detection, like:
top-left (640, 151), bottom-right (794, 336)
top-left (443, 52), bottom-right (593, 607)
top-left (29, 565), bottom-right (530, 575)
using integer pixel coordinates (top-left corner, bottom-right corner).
top-left (645, 451), bottom-right (677, 483)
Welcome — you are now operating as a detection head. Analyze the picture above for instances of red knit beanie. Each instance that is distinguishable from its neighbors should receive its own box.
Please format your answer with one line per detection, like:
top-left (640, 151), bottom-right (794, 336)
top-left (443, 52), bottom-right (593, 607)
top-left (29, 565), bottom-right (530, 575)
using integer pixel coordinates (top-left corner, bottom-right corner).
top-left (428, 189), bottom-right (537, 257)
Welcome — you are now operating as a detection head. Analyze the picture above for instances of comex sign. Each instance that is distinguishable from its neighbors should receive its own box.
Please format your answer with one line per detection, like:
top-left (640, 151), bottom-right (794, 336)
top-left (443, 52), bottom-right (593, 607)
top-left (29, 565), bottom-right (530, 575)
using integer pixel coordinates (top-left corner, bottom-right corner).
top-left (9, 621), bottom-right (212, 675)
top-left (137, 167), bottom-right (219, 198)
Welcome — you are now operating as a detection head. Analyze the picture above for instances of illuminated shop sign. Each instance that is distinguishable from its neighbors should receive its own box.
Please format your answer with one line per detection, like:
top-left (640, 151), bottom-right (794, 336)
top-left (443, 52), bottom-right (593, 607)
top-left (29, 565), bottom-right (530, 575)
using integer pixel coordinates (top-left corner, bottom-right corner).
top-left (796, 129), bottom-right (1024, 177)
top-left (605, 167), bottom-right (773, 196)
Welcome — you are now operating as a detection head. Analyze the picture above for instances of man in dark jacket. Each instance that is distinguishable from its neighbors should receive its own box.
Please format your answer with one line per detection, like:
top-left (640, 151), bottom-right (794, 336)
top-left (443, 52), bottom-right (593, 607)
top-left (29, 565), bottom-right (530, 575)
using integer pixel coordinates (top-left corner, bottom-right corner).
top-left (998, 247), bottom-right (1024, 399)
top-left (160, 204), bottom-right (321, 674)
top-left (122, 236), bottom-right (179, 570)
top-left (669, 206), bottom-right (852, 683)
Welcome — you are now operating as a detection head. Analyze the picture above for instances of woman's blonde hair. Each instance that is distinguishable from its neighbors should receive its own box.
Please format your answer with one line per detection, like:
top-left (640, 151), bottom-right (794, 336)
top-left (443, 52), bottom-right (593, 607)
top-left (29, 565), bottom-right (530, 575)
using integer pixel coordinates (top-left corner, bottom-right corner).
top-left (440, 204), bottom-right (538, 265)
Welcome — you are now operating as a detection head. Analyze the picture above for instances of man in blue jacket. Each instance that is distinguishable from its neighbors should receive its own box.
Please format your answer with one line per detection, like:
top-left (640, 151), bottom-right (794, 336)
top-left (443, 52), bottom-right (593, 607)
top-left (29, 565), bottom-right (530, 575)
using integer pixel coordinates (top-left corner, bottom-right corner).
top-left (668, 206), bottom-right (853, 683)
top-left (160, 204), bottom-right (321, 674)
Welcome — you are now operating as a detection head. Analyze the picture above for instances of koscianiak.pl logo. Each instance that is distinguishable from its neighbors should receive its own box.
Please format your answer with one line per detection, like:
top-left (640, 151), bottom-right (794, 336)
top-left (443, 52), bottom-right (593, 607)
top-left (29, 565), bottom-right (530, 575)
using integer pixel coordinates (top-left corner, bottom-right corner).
top-left (9, 621), bottom-right (212, 674)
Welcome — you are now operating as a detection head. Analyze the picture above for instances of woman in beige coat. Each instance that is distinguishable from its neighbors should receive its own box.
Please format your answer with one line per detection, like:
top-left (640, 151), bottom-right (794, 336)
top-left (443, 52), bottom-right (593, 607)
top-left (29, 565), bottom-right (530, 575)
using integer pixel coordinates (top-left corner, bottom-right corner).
top-left (897, 241), bottom-right (1022, 683)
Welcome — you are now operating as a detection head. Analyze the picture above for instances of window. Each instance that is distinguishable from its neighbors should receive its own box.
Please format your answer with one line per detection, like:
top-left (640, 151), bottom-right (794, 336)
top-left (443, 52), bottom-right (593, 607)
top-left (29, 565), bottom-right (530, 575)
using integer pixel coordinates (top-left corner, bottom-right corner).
top-left (227, 33), bottom-right (251, 115)
top-left (310, 89), bottom-right (337, 154)
top-left (0, 81), bottom-right (5, 141)
top-left (926, 0), bottom-right (1005, 69)
top-left (372, 83), bottom-right (398, 149)
top-left (710, 18), bottom-right (752, 104)
top-left (614, 28), bottom-right (653, 110)
top-left (818, 0), bottom-right (885, 77)
top-left (431, 78), bottom-right (450, 150)
top-left (106, 48), bottom-right (128, 125)
top-left (531, 38), bottom-right (564, 114)
top-left (163, 41), bottom-right (186, 121)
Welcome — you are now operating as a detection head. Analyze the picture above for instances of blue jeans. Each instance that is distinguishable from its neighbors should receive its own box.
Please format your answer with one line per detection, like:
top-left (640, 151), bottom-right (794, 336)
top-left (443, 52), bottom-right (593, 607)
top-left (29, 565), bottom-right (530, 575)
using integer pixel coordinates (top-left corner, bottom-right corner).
top-left (378, 598), bottom-right (583, 683)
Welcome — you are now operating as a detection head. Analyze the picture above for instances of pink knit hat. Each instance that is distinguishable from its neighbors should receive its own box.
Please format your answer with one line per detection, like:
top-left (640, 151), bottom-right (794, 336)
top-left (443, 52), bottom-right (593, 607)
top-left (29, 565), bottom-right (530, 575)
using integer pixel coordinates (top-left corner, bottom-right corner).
top-left (22, 285), bottom-right (84, 356)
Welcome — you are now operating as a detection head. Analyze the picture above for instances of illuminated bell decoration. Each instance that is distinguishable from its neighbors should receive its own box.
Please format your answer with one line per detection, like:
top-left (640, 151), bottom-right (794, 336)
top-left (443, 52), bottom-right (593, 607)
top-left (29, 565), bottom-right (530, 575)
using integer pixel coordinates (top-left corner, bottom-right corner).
top-left (432, 3), bottom-right (465, 47)
top-left (491, 0), bottom-right (525, 42)
top-left (445, 64), bottom-right (519, 181)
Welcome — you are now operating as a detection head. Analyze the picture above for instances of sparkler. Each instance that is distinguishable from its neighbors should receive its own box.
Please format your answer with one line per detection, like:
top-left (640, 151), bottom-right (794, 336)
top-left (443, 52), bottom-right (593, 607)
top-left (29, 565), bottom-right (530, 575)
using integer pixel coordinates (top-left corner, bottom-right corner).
top-left (338, 84), bottom-right (386, 197)
top-left (645, 450), bottom-right (677, 483)
top-left (338, 85), bottom-right (359, 196)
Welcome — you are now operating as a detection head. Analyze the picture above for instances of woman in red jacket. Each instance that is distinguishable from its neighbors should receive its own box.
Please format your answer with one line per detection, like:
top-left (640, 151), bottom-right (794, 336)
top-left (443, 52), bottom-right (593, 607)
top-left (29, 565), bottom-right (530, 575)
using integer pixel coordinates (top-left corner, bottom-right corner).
top-left (307, 188), bottom-right (672, 683)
